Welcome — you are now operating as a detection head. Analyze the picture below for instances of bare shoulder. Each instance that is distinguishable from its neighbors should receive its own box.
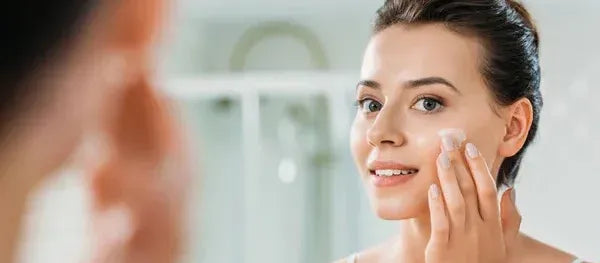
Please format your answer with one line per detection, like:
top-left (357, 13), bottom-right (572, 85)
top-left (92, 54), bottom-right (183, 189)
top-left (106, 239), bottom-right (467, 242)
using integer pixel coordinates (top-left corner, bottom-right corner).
top-left (334, 234), bottom-right (590, 263)
top-left (515, 233), bottom-right (582, 263)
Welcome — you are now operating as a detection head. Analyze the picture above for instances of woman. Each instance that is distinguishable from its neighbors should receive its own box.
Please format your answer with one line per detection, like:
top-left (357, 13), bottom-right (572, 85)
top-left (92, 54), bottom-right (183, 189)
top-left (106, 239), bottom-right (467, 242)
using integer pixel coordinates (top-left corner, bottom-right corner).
top-left (340, 0), bottom-right (587, 262)
top-left (1, 0), bottom-right (187, 263)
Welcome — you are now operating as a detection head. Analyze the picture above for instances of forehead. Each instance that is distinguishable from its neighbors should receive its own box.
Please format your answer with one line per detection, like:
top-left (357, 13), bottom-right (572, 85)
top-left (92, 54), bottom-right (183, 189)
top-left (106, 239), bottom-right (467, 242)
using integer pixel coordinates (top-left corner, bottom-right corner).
top-left (361, 23), bottom-right (485, 88)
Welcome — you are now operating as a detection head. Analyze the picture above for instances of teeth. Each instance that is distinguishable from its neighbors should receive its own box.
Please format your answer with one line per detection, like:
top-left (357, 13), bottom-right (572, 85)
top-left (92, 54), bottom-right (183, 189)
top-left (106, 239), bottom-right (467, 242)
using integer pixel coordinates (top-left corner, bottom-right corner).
top-left (374, 169), bottom-right (417, 177)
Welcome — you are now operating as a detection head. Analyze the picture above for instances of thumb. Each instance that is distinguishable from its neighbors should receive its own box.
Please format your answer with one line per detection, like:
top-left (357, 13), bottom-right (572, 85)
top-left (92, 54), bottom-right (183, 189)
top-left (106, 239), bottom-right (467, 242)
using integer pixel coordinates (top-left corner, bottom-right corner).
top-left (500, 188), bottom-right (521, 245)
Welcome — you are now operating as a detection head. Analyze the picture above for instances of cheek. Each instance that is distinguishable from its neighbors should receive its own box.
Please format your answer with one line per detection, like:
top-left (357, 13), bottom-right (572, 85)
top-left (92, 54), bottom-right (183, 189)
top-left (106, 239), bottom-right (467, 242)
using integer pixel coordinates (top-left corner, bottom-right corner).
top-left (407, 116), bottom-right (496, 173)
top-left (413, 132), bottom-right (442, 163)
top-left (463, 124), bottom-right (504, 174)
top-left (350, 116), bottom-right (370, 170)
top-left (411, 129), bottom-right (444, 182)
top-left (406, 116), bottom-right (444, 161)
top-left (411, 124), bottom-right (500, 158)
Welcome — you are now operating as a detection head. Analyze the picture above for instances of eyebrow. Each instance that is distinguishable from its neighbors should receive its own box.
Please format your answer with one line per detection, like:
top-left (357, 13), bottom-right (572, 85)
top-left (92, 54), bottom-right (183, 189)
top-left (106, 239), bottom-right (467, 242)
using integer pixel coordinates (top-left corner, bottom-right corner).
top-left (356, 79), bottom-right (381, 89)
top-left (356, 76), bottom-right (461, 95)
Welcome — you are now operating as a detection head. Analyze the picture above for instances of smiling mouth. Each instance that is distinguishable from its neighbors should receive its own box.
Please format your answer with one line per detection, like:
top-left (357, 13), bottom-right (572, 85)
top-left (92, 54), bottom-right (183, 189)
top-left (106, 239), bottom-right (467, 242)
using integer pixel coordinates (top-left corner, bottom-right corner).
top-left (370, 169), bottom-right (419, 177)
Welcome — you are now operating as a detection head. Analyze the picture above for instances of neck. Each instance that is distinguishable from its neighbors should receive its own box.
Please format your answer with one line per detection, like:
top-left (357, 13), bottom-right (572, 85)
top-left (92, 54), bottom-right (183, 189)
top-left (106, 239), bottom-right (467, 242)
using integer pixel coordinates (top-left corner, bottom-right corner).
top-left (387, 213), bottom-right (432, 263)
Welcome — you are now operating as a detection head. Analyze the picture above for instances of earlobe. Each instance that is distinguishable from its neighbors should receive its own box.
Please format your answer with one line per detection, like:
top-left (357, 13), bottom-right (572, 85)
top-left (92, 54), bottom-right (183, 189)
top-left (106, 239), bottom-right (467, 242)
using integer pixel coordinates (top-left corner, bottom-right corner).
top-left (498, 98), bottom-right (533, 157)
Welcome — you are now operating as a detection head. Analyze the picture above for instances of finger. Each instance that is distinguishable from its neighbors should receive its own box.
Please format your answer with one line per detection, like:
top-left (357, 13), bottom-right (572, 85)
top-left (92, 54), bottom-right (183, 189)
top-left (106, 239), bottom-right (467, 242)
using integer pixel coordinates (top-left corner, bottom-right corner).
top-left (436, 151), bottom-right (466, 229)
top-left (501, 188), bottom-right (521, 245)
top-left (441, 134), bottom-right (479, 222)
top-left (464, 142), bottom-right (500, 221)
top-left (428, 184), bottom-right (449, 245)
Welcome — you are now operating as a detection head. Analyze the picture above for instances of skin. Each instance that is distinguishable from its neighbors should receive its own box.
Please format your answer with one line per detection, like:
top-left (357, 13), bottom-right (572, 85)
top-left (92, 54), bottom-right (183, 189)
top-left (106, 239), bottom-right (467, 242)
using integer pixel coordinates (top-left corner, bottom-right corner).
top-left (0, 0), bottom-right (188, 263)
top-left (339, 24), bottom-right (580, 263)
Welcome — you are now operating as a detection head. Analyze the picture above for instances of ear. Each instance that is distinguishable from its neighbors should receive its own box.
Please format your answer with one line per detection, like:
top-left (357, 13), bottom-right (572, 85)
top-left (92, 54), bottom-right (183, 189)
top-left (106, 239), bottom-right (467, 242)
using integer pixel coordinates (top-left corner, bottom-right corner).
top-left (498, 98), bottom-right (533, 158)
top-left (89, 0), bottom-right (167, 134)
top-left (103, 0), bottom-right (166, 51)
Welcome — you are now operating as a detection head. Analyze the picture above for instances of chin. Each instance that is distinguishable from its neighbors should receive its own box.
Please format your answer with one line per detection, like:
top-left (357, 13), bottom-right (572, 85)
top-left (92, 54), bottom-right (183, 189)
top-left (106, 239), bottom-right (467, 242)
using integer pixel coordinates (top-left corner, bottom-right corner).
top-left (369, 193), bottom-right (429, 220)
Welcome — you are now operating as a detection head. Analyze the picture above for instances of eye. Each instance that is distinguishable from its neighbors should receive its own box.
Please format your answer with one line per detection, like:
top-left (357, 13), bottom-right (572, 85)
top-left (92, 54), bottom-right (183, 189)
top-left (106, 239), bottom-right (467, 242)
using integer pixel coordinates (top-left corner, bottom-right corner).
top-left (411, 97), bottom-right (444, 113)
top-left (358, 98), bottom-right (383, 113)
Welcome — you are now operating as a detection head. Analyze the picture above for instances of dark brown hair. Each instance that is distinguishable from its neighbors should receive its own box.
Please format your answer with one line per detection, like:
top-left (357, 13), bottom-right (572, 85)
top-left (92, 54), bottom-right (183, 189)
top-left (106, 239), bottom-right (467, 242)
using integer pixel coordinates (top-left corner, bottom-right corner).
top-left (0, 1), bottom-right (98, 129)
top-left (374, 0), bottom-right (542, 187)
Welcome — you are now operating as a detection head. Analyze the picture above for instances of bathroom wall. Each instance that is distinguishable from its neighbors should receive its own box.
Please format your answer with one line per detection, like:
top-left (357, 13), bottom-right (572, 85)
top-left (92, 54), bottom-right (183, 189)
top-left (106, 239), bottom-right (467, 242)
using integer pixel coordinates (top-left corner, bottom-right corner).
top-left (17, 1), bottom-right (600, 262)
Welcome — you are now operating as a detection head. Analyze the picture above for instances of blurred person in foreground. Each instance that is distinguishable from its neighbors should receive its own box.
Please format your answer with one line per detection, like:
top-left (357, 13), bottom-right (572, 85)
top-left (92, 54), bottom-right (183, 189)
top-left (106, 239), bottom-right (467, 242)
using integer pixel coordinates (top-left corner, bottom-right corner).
top-left (0, 0), bottom-right (189, 262)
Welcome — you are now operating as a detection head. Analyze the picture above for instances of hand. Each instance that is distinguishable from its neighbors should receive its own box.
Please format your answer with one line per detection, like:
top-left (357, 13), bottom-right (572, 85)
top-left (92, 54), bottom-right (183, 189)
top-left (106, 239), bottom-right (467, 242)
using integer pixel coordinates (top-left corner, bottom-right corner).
top-left (425, 133), bottom-right (521, 263)
top-left (86, 78), bottom-right (190, 263)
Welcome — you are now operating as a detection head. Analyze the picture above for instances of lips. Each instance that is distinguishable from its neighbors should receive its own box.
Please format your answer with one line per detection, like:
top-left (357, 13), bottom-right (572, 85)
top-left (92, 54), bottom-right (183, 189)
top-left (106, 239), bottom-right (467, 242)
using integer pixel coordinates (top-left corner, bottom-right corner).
top-left (368, 160), bottom-right (419, 187)
top-left (368, 160), bottom-right (419, 175)
top-left (373, 169), bottom-right (418, 176)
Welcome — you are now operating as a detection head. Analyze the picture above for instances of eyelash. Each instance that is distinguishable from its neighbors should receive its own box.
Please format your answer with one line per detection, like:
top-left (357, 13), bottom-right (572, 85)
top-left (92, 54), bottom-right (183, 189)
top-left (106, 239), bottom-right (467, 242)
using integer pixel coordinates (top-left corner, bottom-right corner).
top-left (354, 97), bottom-right (379, 110)
top-left (354, 95), bottom-right (446, 114)
top-left (412, 94), bottom-right (446, 114)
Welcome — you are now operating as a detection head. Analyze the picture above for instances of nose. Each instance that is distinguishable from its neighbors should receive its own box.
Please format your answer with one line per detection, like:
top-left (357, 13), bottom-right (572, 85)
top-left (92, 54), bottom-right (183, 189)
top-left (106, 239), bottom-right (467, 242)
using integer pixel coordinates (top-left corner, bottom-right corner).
top-left (366, 108), bottom-right (406, 148)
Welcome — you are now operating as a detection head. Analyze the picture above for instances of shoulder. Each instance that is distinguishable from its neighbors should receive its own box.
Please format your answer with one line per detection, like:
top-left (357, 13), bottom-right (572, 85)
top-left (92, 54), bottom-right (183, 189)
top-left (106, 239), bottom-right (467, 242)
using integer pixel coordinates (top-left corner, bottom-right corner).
top-left (514, 233), bottom-right (580, 263)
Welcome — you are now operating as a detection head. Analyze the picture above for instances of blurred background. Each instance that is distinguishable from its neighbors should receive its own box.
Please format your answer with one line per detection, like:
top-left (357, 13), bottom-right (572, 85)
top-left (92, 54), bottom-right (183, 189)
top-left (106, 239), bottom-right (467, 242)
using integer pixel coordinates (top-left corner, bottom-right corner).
top-left (16, 0), bottom-right (600, 262)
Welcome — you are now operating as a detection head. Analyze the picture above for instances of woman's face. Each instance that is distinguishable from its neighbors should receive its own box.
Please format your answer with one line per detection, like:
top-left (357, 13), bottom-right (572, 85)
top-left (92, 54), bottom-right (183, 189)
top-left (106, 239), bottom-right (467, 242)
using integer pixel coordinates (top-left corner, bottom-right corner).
top-left (351, 24), bottom-right (508, 220)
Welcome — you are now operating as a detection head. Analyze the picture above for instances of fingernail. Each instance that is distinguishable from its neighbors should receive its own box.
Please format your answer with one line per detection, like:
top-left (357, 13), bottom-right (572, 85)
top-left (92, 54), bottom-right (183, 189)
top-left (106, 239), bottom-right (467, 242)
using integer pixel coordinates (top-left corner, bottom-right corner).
top-left (430, 184), bottom-right (440, 199)
top-left (466, 143), bottom-right (479, 158)
top-left (510, 188), bottom-right (516, 203)
top-left (437, 152), bottom-right (451, 169)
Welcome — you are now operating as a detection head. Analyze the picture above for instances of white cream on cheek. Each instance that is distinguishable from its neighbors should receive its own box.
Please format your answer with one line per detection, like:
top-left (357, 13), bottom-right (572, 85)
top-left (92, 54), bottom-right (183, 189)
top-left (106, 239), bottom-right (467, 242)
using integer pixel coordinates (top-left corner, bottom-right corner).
top-left (413, 128), bottom-right (468, 177)
top-left (438, 128), bottom-right (467, 145)
top-left (412, 128), bottom-right (468, 154)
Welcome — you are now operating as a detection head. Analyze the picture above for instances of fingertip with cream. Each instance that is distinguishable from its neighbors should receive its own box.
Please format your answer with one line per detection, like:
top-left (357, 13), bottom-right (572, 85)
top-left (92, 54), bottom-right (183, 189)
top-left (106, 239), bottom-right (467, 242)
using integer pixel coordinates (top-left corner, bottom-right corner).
top-left (438, 128), bottom-right (467, 152)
